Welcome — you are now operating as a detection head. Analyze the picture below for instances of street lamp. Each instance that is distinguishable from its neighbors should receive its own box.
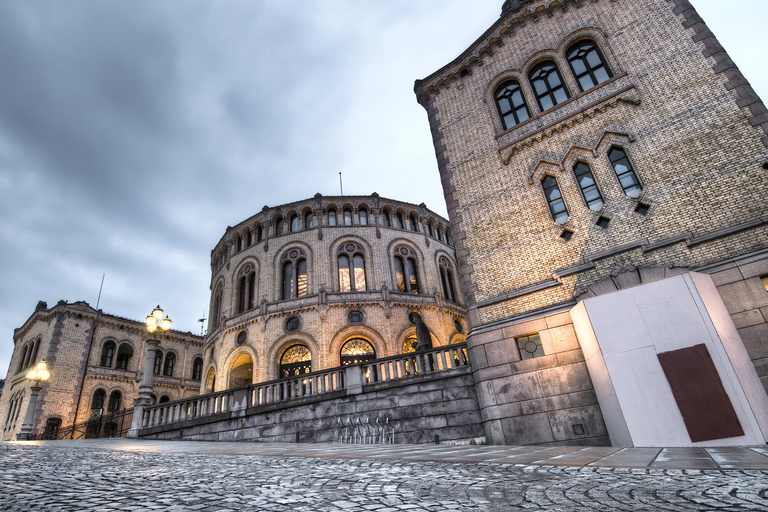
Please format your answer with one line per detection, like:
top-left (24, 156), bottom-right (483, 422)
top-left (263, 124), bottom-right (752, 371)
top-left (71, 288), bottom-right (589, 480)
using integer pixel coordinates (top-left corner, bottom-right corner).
top-left (128, 306), bottom-right (172, 438)
top-left (18, 360), bottom-right (51, 440)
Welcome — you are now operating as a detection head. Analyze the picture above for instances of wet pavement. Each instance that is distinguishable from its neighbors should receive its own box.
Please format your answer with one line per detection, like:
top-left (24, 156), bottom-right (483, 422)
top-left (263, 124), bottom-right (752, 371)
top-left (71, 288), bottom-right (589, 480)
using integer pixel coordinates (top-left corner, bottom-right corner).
top-left (1, 439), bottom-right (767, 511)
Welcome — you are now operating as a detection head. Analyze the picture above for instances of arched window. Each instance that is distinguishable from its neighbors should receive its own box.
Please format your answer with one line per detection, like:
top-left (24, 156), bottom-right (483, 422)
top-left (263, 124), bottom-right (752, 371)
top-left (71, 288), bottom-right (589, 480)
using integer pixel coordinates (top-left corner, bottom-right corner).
top-left (274, 216), bottom-right (284, 236)
top-left (608, 147), bottom-right (642, 197)
top-left (394, 247), bottom-right (420, 294)
top-left (163, 353), bottom-right (176, 376)
top-left (402, 335), bottom-right (418, 353)
top-left (246, 229), bottom-right (252, 247)
top-left (409, 214), bottom-right (419, 232)
top-left (192, 357), bottom-right (203, 380)
top-left (17, 345), bottom-right (28, 372)
top-left (542, 175), bottom-right (568, 224)
top-left (235, 234), bottom-right (242, 252)
top-left (153, 350), bottom-right (163, 375)
top-left (446, 230), bottom-right (453, 245)
top-left (289, 214), bottom-right (298, 232)
top-left (359, 208), bottom-right (368, 225)
top-left (304, 211), bottom-right (314, 229)
top-left (427, 223), bottom-right (434, 237)
top-left (343, 208), bottom-right (353, 226)
top-left (100, 341), bottom-right (116, 367)
top-left (107, 391), bottom-right (122, 412)
top-left (91, 389), bottom-right (106, 411)
top-left (567, 40), bottom-right (612, 92)
top-left (529, 61), bottom-right (569, 111)
top-left (340, 338), bottom-right (376, 365)
top-left (280, 345), bottom-right (311, 378)
top-left (395, 212), bottom-right (405, 229)
top-left (382, 210), bottom-right (391, 227)
top-left (211, 284), bottom-right (223, 330)
top-left (256, 224), bottom-right (263, 242)
top-left (238, 264), bottom-right (257, 313)
top-left (439, 257), bottom-right (457, 303)
top-left (338, 243), bottom-right (367, 292)
top-left (159, 395), bottom-right (170, 403)
top-left (205, 369), bottom-right (216, 393)
top-left (328, 209), bottom-right (337, 226)
top-left (115, 344), bottom-right (133, 370)
top-left (30, 339), bottom-right (40, 366)
top-left (229, 352), bottom-right (253, 388)
top-left (494, 80), bottom-right (531, 129)
top-left (573, 162), bottom-right (604, 211)
top-left (282, 249), bottom-right (308, 299)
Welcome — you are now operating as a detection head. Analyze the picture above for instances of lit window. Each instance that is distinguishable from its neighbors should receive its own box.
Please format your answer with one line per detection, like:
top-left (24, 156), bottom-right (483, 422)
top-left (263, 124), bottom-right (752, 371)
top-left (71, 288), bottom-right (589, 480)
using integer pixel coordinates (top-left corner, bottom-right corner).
top-left (280, 345), bottom-right (311, 378)
top-left (761, 275), bottom-right (768, 292)
top-left (394, 247), bottom-right (420, 294)
top-left (608, 147), bottom-right (642, 197)
top-left (542, 175), bottom-right (568, 224)
top-left (573, 162), bottom-right (604, 211)
top-left (567, 40), bottom-right (612, 92)
top-left (338, 243), bottom-right (367, 292)
top-left (494, 80), bottom-right (530, 129)
top-left (340, 338), bottom-right (376, 365)
top-left (282, 249), bottom-right (308, 299)
top-left (529, 61), bottom-right (569, 111)
top-left (517, 333), bottom-right (545, 360)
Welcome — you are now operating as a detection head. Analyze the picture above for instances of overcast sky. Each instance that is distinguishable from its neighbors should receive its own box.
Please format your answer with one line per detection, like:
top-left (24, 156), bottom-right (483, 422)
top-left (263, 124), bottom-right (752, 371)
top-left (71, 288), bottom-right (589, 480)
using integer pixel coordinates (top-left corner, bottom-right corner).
top-left (1, 0), bottom-right (766, 378)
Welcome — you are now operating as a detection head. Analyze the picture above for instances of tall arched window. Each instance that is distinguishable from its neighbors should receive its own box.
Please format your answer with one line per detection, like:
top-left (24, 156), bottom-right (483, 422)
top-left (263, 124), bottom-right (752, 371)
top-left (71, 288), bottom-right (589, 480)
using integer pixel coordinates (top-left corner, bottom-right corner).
top-left (282, 249), bottom-right (308, 299)
top-left (280, 345), bottom-right (311, 378)
top-left (29, 340), bottom-right (40, 367)
top-left (256, 224), bottom-right (263, 242)
top-left (211, 284), bottom-right (223, 330)
top-left (439, 257), bottom-right (457, 303)
top-left (91, 389), bottom-right (106, 411)
top-left (494, 79), bottom-right (530, 129)
top-left (304, 211), bottom-right (314, 229)
top-left (409, 214), bottom-right (419, 232)
top-left (107, 391), bottom-right (122, 412)
top-left (340, 338), bottom-right (376, 365)
top-left (205, 369), bottom-right (216, 393)
top-left (529, 61), bottom-right (569, 111)
top-left (338, 243), bottom-right (367, 292)
top-left (153, 350), bottom-right (163, 375)
top-left (274, 216), bottom-right (284, 236)
top-left (192, 357), bottom-right (203, 380)
top-left (573, 162), bottom-right (604, 211)
top-left (289, 214), bottom-right (298, 232)
top-left (394, 247), bottom-right (420, 294)
top-left (328, 209), bottom-right (337, 226)
top-left (17, 345), bottom-right (28, 372)
top-left (238, 264), bottom-right (257, 313)
top-left (115, 344), bottom-right (133, 370)
top-left (359, 208), bottom-right (368, 225)
top-left (382, 210), bottom-right (391, 227)
top-left (23, 343), bottom-right (33, 368)
top-left (163, 353), bottom-right (176, 376)
top-left (567, 40), bottom-right (612, 92)
top-left (343, 208), bottom-right (353, 226)
top-left (542, 175), bottom-right (568, 224)
top-left (100, 341), bottom-right (116, 367)
top-left (246, 229), bottom-right (252, 247)
top-left (235, 234), bottom-right (242, 252)
top-left (608, 147), bottom-right (642, 197)
top-left (395, 212), bottom-right (405, 230)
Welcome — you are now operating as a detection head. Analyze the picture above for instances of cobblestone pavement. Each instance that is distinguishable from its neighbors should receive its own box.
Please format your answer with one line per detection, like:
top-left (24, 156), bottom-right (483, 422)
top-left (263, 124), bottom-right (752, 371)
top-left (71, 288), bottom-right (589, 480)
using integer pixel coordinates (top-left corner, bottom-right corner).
top-left (1, 442), bottom-right (767, 512)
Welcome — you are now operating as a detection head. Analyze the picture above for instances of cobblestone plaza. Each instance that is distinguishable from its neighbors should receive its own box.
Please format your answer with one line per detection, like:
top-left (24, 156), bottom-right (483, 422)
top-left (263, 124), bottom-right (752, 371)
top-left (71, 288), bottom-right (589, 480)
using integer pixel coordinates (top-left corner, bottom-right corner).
top-left (2, 440), bottom-right (767, 511)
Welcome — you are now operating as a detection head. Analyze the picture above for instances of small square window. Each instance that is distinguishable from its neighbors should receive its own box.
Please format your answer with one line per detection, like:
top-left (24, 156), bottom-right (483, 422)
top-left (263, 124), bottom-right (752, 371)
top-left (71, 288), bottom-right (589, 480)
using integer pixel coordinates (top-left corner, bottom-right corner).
top-left (517, 333), bottom-right (545, 360)
top-left (560, 229), bottom-right (574, 241)
top-left (761, 275), bottom-right (768, 292)
top-left (635, 203), bottom-right (650, 215)
top-left (596, 216), bottom-right (610, 229)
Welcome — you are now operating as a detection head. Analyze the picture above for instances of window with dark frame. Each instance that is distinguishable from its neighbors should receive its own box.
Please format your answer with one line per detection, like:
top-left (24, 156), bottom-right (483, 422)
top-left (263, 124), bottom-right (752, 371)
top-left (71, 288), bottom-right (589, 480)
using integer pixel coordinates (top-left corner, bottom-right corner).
top-left (573, 162), bottom-right (604, 211)
top-left (343, 208), bottom-right (353, 226)
top-left (567, 40), bottom-right (612, 91)
top-left (338, 243), bottom-right (367, 292)
top-left (439, 257), bottom-right (457, 303)
top-left (328, 209), bottom-right (337, 226)
top-left (192, 357), bottom-right (203, 380)
top-left (382, 210), bottom-right (391, 227)
top-left (541, 175), bottom-right (568, 224)
top-left (91, 389), bottom-right (106, 410)
top-left (289, 214), bottom-right (298, 232)
top-left (115, 343), bottom-right (133, 370)
top-left (494, 80), bottom-right (531, 129)
top-left (163, 353), bottom-right (176, 376)
top-left (282, 249), bottom-right (308, 299)
top-left (529, 61), bottom-right (569, 111)
top-left (153, 350), bottom-right (163, 375)
top-left (608, 147), bottom-right (642, 197)
top-left (100, 341), bottom-right (116, 367)
top-left (394, 247), bottom-right (420, 294)
top-left (304, 211), bottom-right (314, 229)
top-left (359, 208), bottom-right (368, 225)
top-left (348, 310), bottom-right (364, 324)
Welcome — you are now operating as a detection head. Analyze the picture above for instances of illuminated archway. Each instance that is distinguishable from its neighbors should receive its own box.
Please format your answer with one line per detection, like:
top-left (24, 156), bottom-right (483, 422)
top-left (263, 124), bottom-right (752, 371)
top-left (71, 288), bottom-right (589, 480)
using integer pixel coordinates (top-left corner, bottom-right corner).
top-left (279, 345), bottom-right (311, 378)
top-left (340, 338), bottom-right (376, 365)
top-left (205, 368), bottom-right (216, 393)
top-left (228, 352), bottom-right (253, 388)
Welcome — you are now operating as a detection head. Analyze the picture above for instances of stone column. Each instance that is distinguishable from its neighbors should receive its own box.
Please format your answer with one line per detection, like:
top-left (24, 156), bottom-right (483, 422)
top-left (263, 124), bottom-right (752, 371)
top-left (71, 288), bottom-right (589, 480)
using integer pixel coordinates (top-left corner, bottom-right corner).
top-left (127, 339), bottom-right (160, 438)
top-left (17, 384), bottom-right (42, 440)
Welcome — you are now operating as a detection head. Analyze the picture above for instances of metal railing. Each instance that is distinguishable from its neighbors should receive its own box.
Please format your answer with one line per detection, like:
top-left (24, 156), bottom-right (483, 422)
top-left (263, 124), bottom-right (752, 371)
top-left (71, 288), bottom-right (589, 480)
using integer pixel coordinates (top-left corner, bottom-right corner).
top-left (30, 408), bottom-right (134, 440)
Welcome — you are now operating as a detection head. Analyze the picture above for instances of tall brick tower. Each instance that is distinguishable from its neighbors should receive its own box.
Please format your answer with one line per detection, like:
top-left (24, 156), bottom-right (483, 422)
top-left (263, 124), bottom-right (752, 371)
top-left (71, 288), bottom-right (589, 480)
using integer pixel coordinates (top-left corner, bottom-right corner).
top-left (415, 0), bottom-right (768, 446)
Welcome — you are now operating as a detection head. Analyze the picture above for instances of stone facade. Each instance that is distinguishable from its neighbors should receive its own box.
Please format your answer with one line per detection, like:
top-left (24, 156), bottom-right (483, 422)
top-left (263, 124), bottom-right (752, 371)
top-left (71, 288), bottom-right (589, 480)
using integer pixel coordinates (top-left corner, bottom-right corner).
top-left (0, 301), bottom-right (203, 441)
top-left (204, 193), bottom-right (466, 392)
top-left (415, 0), bottom-right (768, 445)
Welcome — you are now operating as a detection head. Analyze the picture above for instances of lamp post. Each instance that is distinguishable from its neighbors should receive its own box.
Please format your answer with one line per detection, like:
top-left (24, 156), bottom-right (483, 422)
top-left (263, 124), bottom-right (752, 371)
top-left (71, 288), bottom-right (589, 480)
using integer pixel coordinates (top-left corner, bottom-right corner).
top-left (18, 360), bottom-right (51, 440)
top-left (127, 305), bottom-right (172, 438)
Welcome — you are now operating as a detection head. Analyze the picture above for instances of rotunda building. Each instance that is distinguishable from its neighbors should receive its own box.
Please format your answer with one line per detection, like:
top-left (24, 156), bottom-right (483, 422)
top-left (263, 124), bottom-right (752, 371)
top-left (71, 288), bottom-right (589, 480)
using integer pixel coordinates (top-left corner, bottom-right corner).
top-left (202, 193), bottom-right (466, 393)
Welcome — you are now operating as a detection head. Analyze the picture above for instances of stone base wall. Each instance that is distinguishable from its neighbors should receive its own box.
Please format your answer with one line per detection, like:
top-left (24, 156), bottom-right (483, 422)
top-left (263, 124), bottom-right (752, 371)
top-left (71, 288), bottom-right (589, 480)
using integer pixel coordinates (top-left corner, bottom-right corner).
top-left (139, 367), bottom-right (483, 444)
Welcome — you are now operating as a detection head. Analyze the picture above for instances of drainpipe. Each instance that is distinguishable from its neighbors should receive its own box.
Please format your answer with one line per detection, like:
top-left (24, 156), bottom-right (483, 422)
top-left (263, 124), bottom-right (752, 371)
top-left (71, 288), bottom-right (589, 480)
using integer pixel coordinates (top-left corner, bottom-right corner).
top-left (71, 308), bottom-right (102, 438)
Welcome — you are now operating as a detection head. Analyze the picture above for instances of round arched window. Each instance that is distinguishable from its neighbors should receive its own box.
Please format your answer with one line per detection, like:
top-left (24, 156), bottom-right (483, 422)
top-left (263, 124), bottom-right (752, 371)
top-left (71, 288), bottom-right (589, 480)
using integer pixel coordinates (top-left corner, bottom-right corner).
top-left (280, 345), bottom-right (311, 378)
top-left (348, 310), bottom-right (364, 325)
top-left (286, 317), bottom-right (300, 332)
top-left (402, 335), bottom-right (417, 353)
top-left (340, 338), bottom-right (376, 365)
top-left (236, 331), bottom-right (247, 345)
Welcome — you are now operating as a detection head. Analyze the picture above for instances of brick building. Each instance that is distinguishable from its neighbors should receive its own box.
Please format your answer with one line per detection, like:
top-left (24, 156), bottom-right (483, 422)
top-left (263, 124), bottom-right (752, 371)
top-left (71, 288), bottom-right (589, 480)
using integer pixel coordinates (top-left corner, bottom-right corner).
top-left (414, 0), bottom-right (768, 446)
top-left (203, 193), bottom-right (466, 392)
top-left (0, 301), bottom-right (203, 441)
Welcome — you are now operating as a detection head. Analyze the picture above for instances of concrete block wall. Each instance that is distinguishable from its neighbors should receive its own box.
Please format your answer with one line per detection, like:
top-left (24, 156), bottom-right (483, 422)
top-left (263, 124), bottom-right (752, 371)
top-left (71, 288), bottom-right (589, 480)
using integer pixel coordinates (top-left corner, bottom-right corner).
top-left (139, 367), bottom-right (484, 444)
